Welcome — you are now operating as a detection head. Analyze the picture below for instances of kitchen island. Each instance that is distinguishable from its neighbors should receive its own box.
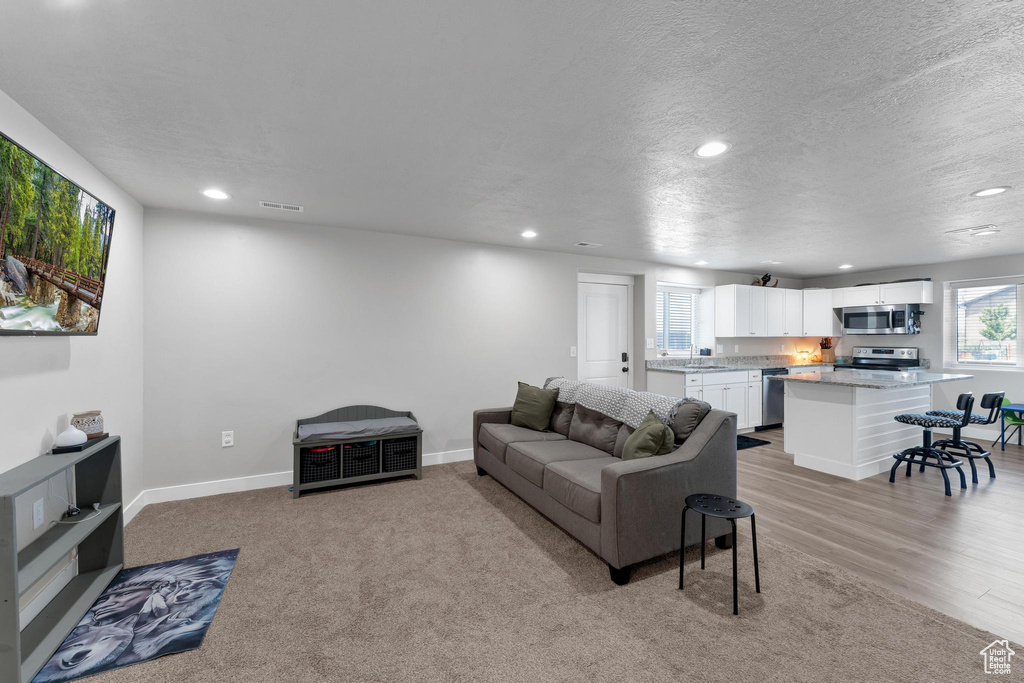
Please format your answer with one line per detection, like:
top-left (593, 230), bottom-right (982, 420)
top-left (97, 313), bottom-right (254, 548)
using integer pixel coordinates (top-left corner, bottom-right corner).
top-left (767, 370), bottom-right (973, 480)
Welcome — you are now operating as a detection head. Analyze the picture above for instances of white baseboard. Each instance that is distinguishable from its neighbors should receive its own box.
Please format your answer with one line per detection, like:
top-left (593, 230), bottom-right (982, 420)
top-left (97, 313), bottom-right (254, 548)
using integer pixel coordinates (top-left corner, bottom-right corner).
top-left (125, 448), bottom-right (474, 525)
top-left (422, 448), bottom-right (473, 467)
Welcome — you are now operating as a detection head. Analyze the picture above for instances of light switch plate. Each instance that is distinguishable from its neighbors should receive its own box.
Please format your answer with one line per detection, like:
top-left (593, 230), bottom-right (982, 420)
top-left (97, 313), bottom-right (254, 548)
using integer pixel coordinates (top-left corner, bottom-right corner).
top-left (716, 344), bottom-right (724, 354)
top-left (646, 338), bottom-right (655, 349)
top-left (570, 346), bottom-right (577, 358)
top-left (33, 498), bottom-right (45, 529)
top-left (222, 431), bottom-right (234, 448)
top-left (734, 345), bottom-right (739, 353)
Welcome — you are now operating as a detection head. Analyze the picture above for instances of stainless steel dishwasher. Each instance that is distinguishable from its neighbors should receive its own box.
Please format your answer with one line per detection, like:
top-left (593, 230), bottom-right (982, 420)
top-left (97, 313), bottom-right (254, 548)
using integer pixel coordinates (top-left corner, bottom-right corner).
top-left (758, 368), bottom-right (788, 430)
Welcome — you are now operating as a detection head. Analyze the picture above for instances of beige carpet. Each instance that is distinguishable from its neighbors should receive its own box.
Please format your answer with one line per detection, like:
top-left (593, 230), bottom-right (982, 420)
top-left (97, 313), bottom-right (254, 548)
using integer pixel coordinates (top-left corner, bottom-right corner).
top-left (101, 461), bottom-right (1015, 682)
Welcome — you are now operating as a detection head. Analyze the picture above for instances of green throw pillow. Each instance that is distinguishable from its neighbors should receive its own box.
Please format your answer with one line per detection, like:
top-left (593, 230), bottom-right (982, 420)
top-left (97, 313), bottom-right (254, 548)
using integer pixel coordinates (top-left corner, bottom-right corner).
top-left (621, 410), bottom-right (675, 460)
top-left (510, 382), bottom-right (559, 431)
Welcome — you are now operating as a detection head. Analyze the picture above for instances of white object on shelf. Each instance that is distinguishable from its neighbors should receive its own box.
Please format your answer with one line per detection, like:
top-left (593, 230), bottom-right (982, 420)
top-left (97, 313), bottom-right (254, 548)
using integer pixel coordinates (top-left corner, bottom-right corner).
top-left (54, 426), bottom-right (87, 449)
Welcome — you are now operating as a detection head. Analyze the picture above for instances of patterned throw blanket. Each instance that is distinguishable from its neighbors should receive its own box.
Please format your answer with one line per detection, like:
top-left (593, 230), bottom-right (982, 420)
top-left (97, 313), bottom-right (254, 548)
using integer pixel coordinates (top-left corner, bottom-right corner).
top-left (543, 377), bottom-right (687, 429)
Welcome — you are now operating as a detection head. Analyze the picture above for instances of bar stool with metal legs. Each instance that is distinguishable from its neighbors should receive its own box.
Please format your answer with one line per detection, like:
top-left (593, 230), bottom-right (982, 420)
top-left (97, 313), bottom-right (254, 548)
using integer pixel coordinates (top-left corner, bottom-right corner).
top-left (926, 391), bottom-right (1004, 483)
top-left (889, 393), bottom-right (971, 496)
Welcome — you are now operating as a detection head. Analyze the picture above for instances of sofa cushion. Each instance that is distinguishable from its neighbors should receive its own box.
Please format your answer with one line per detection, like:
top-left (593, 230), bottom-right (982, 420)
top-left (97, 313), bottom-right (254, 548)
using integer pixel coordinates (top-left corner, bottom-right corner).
top-left (622, 410), bottom-right (675, 460)
top-left (544, 456), bottom-right (617, 523)
top-left (550, 401), bottom-right (576, 436)
top-left (478, 423), bottom-right (565, 462)
top-left (671, 398), bottom-right (712, 444)
top-left (568, 404), bottom-right (621, 455)
top-left (511, 382), bottom-right (559, 431)
top-left (506, 439), bottom-right (607, 488)
top-left (612, 423), bottom-right (634, 458)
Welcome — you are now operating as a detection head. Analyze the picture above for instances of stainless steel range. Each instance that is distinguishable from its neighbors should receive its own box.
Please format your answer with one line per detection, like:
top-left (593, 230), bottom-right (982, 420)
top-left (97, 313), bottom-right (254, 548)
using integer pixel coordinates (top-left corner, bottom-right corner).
top-left (837, 346), bottom-right (922, 372)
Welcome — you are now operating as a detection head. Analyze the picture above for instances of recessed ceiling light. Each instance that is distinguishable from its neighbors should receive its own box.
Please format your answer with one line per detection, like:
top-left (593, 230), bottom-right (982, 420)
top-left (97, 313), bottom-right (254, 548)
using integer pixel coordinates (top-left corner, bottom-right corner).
top-left (761, 260), bottom-right (783, 265)
top-left (203, 188), bottom-right (230, 200)
top-left (970, 186), bottom-right (1011, 197)
top-left (521, 230), bottom-right (537, 239)
top-left (838, 264), bottom-right (854, 269)
top-left (694, 260), bottom-right (709, 266)
top-left (971, 228), bottom-right (1000, 236)
top-left (694, 141), bottom-right (730, 158)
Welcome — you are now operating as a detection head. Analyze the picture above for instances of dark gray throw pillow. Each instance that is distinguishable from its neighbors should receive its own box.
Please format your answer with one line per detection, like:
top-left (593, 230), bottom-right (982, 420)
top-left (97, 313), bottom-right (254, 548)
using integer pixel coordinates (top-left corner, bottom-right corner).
top-left (510, 382), bottom-right (559, 431)
top-left (671, 398), bottom-right (712, 444)
top-left (568, 404), bottom-right (621, 455)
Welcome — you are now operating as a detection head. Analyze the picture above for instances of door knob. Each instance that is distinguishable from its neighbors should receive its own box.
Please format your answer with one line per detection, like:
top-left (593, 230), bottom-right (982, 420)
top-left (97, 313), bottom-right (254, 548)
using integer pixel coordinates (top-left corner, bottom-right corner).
top-left (621, 367), bottom-right (629, 373)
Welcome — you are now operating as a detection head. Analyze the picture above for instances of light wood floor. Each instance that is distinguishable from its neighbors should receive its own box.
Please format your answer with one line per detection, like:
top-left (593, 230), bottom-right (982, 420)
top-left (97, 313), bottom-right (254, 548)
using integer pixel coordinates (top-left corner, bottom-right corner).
top-left (737, 428), bottom-right (1024, 644)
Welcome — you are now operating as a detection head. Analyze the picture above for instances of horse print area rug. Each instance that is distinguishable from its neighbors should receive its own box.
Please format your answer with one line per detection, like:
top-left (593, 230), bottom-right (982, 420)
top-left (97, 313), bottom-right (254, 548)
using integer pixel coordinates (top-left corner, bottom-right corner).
top-left (33, 549), bottom-right (240, 682)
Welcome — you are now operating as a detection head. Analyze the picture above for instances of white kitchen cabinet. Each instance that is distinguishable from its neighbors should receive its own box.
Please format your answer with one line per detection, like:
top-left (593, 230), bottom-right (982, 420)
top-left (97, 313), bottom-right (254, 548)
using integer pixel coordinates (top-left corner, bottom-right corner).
top-left (671, 370), bottom-right (761, 429)
top-left (840, 285), bottom-right (881, 307)
top-left (838, 281), bottom-right (933, 307)
top-left (646, 371), bottom-right (685, 398)
top-left (766, 289), bottom-right (785, 337)
top-left (802, 289), bottom-right (843, 336)
top-left (715, 285), bottom-right (767, 337)
top-left (747, 382), bottom-right (763, 427)
top-left (767, 288), bottom-right (803, 337)
top-left (723, 383), bottom-right (748, 427)
top-left (880, 281), bottom-right (933, 305)
top-left (701, 384), bottom-right (726, 411)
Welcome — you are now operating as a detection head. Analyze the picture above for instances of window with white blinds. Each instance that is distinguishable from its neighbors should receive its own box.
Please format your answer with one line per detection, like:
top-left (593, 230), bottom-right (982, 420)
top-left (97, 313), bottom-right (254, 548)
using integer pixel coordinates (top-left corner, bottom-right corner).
top-left (951, 278), bottom-right (1024, 367)
top-left (656, 285), bottom-right (699, 351)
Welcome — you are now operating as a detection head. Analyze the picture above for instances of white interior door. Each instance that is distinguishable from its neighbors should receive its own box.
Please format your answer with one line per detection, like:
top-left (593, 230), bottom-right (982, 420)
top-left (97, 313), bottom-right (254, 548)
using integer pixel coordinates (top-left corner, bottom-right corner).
top-left (578, 281), bottom-right (630, 387)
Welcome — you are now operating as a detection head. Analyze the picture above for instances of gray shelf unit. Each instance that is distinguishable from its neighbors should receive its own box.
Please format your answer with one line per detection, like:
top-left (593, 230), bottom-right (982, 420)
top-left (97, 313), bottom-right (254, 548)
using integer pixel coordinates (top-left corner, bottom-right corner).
top-left (292, 406), bottom-right (422, 498)
top-left (0, 436), bottom-right (124, 683)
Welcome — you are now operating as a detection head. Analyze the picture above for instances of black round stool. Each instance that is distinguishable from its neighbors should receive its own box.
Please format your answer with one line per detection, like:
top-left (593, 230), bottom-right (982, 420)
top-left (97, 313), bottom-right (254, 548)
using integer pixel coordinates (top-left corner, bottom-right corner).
top-left (679, 493), bottom-right (760, 615)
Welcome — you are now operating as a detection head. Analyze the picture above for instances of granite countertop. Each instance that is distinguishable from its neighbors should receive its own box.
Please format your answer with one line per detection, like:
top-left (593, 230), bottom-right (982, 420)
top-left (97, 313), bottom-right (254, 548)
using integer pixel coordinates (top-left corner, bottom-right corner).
top-left (646, 361), bottom-right (836, 375)
top-left (765, 369), bottom-right (973, 389)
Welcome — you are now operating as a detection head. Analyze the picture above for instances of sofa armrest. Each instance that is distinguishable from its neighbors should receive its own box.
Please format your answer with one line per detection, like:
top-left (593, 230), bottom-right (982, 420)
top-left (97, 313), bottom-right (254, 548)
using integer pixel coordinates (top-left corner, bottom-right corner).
top-left (599, 409), bottom-right (738, 568)
top-left (474, 406), bottom-right (512, 445)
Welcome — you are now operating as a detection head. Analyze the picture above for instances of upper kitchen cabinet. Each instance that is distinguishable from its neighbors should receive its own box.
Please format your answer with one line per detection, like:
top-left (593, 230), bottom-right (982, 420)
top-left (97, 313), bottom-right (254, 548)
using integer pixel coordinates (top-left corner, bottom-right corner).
top-left (715, 284), bottom-right (767, 337)
top-left (766, 288), bottom-right (803, 337)
top-left (880, 281), bottom-right (934, 305)
top-left (833, 281), bottom-right (933, 307)
top-left (802, 289), bottom-right (843, 336)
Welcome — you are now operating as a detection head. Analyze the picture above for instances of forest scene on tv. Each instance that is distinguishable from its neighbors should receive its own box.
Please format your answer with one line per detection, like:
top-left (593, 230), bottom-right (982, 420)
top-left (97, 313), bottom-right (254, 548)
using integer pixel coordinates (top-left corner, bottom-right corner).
top-left (0, 133), bottom-right (114, 333)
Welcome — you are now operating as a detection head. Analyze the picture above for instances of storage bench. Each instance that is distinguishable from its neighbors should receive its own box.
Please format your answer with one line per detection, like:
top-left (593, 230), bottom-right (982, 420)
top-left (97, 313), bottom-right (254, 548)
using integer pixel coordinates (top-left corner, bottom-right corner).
top-left (292, 405), bottom-right (422, 498)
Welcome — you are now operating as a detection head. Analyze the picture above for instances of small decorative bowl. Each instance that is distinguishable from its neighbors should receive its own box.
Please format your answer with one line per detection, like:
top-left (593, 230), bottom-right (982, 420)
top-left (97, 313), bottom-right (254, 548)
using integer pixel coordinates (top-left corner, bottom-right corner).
top-left (71, 410), bottom-right (104, 439)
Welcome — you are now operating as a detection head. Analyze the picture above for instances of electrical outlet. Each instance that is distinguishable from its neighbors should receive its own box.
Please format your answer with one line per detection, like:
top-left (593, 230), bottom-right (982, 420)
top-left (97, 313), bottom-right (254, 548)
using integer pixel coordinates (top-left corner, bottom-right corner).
top-left (569, 346), bottom-right (577, 358)
top-left (646, 338), bottom-right (655, 349)
top-left (222, 431), bottom-right (234, 448)
top-left (716, 344), bottom-right (724, 354)
top-left (781, 344), bottom-right (786, 352)
top-left (33, 498), bottom-right (45, 529)
top-left (734, 344), bottom-right (739, 353)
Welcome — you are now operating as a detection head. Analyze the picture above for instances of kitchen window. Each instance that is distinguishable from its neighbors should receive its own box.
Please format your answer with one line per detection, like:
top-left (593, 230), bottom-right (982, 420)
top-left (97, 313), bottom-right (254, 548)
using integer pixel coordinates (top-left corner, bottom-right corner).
top-left (656, 284), bottom-right (700, 352)
top-left (950, 278), bottom-right (1024, 368)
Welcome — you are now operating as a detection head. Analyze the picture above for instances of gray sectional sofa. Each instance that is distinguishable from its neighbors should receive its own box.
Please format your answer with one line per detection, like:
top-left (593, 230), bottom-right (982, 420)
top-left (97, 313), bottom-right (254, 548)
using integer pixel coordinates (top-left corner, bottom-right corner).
top-left (473, 378), bottom-right (737, 585)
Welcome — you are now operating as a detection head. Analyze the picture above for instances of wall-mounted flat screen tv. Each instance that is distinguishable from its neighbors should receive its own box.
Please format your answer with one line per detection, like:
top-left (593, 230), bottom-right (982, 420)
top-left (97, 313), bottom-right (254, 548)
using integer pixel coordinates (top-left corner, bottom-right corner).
top-left (0, 131), bottom-right (115, 335)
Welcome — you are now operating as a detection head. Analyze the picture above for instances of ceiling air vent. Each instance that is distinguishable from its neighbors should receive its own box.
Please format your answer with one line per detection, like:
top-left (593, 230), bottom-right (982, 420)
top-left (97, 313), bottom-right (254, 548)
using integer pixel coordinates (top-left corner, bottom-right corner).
top-left (946, 224), bottom-right (999, 236)
top-left (258, 200), bottom-right (304, 213)
top-left (574, 241), bottom-right (603, 248)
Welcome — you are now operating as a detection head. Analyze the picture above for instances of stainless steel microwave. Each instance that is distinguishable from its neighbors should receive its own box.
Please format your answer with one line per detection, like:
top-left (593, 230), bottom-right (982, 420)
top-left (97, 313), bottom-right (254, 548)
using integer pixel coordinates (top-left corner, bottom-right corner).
top-left (842, 304), bottom-right (920, 335)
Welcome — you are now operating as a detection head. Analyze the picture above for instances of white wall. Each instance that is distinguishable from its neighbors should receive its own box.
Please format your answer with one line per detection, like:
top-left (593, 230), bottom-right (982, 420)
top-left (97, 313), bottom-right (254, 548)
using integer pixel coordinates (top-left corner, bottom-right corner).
top-left (0, 88), bottom-right (145, 613)
top-left (807, 253), bottom-right (1024, 437)
top-left (142, 209), bottom-right (810, 490)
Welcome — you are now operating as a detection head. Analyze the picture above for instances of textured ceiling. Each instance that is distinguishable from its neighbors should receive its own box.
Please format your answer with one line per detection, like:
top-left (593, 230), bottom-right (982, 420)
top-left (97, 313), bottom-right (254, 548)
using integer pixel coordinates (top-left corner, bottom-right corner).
top-left (1, 0), bottom-right (1022, 277)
